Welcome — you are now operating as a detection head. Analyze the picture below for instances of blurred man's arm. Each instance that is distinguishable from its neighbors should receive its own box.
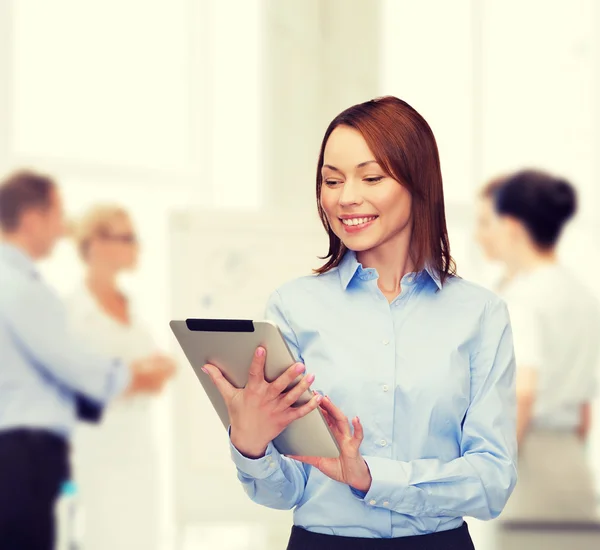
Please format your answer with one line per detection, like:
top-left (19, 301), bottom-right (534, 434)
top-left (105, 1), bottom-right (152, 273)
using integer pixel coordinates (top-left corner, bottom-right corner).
top-left (577, 402), bottom-right (592, 441)
top-left (3, 280), bottom-right (130, 403)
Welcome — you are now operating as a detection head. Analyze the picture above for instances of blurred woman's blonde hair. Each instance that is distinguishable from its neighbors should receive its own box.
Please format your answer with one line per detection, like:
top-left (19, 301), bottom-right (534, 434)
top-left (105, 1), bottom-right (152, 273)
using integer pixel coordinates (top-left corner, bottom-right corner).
top-left (70, 204), bottom-right (130, 261)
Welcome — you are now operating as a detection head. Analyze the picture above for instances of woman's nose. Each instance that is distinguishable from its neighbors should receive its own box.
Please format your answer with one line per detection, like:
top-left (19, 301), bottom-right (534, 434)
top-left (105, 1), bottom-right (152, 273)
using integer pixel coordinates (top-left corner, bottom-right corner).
top-left (338, 180), bottom-right (363, 206)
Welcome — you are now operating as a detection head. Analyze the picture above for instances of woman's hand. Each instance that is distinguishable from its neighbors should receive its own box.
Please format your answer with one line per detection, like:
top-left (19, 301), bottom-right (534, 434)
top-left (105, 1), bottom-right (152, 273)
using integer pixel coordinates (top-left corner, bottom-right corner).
top-left (289, 396), bottom-right (372, 493)
top-left (202, 347), bottom-right (322, 459)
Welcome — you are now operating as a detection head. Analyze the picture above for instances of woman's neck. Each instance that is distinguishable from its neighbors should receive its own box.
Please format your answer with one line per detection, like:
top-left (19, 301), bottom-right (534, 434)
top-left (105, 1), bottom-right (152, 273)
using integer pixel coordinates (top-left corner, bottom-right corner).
top-left (356, 236), bottom-right (415, 298)
top-left (86, 266), bottom-right (119, 297)
top-left (85, 265), bottom-right (130, 325)
top-left (510, 246), bottom-right (558, 275)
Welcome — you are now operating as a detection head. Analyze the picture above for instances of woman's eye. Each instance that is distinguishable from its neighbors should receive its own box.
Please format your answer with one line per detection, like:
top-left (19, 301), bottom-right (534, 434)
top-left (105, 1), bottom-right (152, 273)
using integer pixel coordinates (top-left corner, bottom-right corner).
top-left (364, 176), bottom-right (383, 184)
top-left (324, 179), bottom-right (342, 186)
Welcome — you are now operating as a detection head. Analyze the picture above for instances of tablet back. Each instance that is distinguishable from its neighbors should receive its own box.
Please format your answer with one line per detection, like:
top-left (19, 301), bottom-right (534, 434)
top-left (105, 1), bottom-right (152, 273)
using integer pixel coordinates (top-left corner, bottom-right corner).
top-left (170, 318), bottom-right (339, 458)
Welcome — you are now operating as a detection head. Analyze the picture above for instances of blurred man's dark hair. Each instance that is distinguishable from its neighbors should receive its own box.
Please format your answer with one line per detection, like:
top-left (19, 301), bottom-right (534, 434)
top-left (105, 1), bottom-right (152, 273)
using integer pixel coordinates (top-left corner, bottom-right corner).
top-left (0, 170), bottom-right (56, 233)
top-left (494, 169), bottom-right (577, 250)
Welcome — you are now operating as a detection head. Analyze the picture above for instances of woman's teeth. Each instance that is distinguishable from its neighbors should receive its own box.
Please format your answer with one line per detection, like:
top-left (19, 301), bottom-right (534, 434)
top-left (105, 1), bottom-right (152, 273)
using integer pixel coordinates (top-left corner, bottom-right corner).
top-left (341, 216), bottom-right (377, 226)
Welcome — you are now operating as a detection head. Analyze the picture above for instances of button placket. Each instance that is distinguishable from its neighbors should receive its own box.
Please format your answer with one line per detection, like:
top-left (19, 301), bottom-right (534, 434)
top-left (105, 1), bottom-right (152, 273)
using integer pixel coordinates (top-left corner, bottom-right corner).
top-left (376, 338), bottom-right (394, 456)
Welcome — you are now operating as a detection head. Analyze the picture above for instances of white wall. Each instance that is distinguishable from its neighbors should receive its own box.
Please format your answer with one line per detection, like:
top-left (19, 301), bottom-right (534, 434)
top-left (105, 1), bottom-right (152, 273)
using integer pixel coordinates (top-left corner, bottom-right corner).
top-left (0, 1), bottom-right (263, 546)
top-left (381, 0), bottom-right (600, 283)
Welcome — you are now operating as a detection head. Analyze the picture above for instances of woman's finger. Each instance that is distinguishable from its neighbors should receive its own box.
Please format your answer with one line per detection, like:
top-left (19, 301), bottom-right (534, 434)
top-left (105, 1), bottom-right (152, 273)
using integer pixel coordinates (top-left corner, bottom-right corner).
top-left (319, 406), bottom-right (335, 428)
top-left (320, 396), bottom-right (351, 437)
top-left (287, 392), bottom-right (323, 422)
top-left (320, 396), bottom-right (347, 421)
top-left (352, 416), bottom-right (364, 443)
top-left (266, 362), bottom-right (306, 400)
top-left (246, 347), bottom-right (267, 392)
top-left (319, 407), bottom-right (337, 431)
top-left (201, 364), bottom-right (236, 402)
top-left (275, 373), bottom-right (315, 411)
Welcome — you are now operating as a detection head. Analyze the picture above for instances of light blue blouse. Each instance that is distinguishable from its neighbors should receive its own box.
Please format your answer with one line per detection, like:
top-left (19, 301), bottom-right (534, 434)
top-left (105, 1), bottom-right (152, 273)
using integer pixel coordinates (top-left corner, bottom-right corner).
top-left (230, 251), bottom-right (517, 538)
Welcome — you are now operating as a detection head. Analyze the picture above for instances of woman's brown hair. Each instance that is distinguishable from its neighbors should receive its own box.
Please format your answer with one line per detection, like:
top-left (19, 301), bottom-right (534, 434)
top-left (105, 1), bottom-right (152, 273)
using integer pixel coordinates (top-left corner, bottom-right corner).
top-left (315, 96), bottom-right (456, 284)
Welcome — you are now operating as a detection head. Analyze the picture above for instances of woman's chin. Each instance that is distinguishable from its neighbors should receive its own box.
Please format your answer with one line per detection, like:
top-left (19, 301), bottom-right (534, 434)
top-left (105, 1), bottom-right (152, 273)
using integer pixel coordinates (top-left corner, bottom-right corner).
top-left (340, 236), bottom-right (379, 253)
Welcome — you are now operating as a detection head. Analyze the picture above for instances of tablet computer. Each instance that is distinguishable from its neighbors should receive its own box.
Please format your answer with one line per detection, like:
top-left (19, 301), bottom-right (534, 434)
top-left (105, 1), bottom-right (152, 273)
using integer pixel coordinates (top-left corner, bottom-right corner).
top-left (170, 318), bottom-right (340, 458)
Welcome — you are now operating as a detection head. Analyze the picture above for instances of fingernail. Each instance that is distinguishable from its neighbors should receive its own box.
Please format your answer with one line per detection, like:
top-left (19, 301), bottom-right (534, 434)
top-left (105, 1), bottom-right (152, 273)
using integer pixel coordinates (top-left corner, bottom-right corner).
top-left (295, 363), bottom-right (305, 373)
top-left (256, 347), bottom-right (265, 357)
top-left (201, 367), bottom-right (208, 374)
top-left (356, 416), bottom-right (360, 423)
top-left (306, 373), bottom-right (315, 383)
top-left (316, 394), bottom-right (323, 402)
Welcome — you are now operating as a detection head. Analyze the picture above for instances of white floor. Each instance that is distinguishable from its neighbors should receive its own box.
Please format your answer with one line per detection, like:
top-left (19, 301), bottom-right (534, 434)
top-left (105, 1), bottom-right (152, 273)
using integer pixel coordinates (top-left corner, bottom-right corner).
top-left (180, 523), bottom-right (291, 550)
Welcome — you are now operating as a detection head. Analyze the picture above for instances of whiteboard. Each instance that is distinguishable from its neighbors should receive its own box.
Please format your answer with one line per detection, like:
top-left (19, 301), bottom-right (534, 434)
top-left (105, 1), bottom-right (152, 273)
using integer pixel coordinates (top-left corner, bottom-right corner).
top-left (167, 209), bottom-right (327, 530)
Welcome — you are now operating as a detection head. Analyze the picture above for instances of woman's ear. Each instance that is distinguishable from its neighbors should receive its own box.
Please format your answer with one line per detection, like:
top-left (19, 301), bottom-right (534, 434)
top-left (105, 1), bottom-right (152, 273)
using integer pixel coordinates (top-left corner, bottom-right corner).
top-left (500, 216), bottom-right (517, 239)
top-left (509, 217), bottom-right (529, 243)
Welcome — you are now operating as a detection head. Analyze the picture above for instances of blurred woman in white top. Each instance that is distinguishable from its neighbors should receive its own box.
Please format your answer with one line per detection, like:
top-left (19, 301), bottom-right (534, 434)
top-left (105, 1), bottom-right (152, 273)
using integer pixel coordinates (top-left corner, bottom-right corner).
top-left (67, 204), bottom-right (175, 550)
top-left (485, 170), bottom-right (599, 520)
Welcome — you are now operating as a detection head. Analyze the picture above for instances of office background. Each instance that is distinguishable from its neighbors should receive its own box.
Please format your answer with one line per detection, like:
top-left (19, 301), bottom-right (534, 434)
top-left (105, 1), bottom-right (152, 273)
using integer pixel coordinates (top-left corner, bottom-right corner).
top-left (1, 1), bottom-right (599, 548)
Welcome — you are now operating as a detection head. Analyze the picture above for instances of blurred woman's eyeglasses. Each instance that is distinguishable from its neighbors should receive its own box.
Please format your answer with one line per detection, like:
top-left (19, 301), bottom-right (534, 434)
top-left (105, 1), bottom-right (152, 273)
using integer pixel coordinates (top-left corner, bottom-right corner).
top-left (99, 233), bottom-right (138, 244)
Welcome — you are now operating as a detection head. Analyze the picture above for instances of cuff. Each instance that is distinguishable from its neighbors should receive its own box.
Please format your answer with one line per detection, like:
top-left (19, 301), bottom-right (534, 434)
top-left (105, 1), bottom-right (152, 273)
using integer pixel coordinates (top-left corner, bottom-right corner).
top-left (229, 431), bottom-right (282, 480)
top-left (104, 359), bottom-right (131, 402)
top-left (361, 455), bottom-right (410, 509)
top-left (350, 487), bottom-right (367, 499)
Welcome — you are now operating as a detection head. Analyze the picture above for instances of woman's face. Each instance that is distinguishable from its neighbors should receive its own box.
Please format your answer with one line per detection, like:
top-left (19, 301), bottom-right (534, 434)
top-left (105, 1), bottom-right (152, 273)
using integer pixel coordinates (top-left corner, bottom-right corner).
top-left (475, 197), bottom-right (503, 261)
top-left (319, 125), bottom-right (412, 256)
top-left (89, 214), bottom-right (139, 271)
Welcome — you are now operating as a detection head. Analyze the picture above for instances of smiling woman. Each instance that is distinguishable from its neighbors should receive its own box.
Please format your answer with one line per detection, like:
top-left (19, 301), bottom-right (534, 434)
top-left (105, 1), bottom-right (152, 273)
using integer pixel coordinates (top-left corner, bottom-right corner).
top-left (315, 97), bottom-right (454, 290)
top-left (202, 96), bottom-right (518, 550)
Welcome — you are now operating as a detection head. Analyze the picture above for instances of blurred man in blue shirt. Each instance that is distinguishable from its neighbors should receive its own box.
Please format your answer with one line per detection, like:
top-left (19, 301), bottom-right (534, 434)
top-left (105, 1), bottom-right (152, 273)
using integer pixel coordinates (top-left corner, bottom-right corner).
top-left (0, 170), bottom-right (175, 549)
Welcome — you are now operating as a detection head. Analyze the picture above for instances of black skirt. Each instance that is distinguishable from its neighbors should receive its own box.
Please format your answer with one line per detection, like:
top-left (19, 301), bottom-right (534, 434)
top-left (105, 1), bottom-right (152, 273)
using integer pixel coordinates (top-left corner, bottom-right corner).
top-left (286, 522), bottom-right (475, 550)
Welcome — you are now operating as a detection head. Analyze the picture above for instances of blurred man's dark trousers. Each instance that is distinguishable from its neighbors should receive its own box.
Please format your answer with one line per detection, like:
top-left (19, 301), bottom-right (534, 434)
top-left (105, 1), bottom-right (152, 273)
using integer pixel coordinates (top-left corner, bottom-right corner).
top-left (0, 429), bottom-right (69, 550)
